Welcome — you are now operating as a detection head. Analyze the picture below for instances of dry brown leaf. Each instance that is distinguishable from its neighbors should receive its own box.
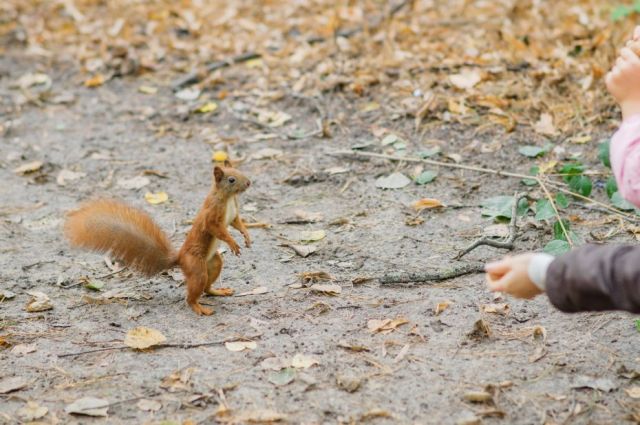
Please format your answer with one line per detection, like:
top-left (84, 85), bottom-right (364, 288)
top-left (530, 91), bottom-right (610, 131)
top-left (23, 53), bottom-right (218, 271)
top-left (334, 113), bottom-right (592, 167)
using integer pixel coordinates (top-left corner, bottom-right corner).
top-left (434, 300), bottom-right (452, 316)
top-left (25, 291), bottom-right (53, 312)
top-left (160, 368), bottom-right (195, 392)
top-left (533, 113), bottom-right (557, 136)
top-left (124, 327), bottom-right (166, 350)
top-left (468, 319), bottom-right (492, 340)
top-left (65, 397), bottom-right (109, 417)
top-left (626, 387), bottom-right (640, 399)
top-left (11, 343), bottom-right (37, 356)
top-left (309, 283), bottom-right (341, 296)
top-left (137, 399), bottom-right (162, 412)
top-left (17, 401), bottom-right (48, 421)
top-left (84, 74), bottom-right (105, 88)
top-left (463, 391), bottom-right (493, 403)
top-left (368, 317), bottom-right (409, 334)
top-left (412, 198), bottom-right (445, 211)
top-left (56, 169), bottom-right (86, 186)
top-left (449, 69), bottom-right (482, 90)
top-left (299, 271), bottom-right (333, 284)
top-left (0, 377), bottom-right (27, 394)
top-left (235, 286), bottom-right (269, 297)
top-left (291, 353), bottom-right (319, 369)
top-left (14, 161), bottom-right (43, 175)
top-left (482, 303), bottom-right (510, 316)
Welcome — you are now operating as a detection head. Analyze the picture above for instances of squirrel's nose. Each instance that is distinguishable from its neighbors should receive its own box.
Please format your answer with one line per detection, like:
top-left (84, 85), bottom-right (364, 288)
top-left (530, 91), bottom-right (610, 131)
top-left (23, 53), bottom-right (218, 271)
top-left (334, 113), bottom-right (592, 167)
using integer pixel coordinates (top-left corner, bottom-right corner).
top-left (246, 180), bottom-right (251, 187)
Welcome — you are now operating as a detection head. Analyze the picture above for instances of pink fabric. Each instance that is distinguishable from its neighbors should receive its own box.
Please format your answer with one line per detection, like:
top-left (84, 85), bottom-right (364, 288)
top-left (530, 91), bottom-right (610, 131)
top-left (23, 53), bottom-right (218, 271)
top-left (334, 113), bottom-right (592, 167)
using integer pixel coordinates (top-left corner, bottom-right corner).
top-left (610, 115), bottom-right (640, 208)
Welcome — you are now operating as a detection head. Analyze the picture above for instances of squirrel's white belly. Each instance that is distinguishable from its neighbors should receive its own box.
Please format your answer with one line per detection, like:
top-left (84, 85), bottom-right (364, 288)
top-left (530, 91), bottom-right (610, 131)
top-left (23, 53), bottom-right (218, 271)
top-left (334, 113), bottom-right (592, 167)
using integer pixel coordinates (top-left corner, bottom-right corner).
top-left (206, 197), bottom-right (237, 261)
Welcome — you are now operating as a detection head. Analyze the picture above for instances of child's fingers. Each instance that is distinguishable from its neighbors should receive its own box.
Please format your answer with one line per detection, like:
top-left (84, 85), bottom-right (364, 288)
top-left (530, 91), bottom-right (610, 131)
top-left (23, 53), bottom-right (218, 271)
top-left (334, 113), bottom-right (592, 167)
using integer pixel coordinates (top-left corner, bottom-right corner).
top-left (484, 259), bottom-right (511, 275)
top-left (621, 47), bottom-right (640, 64)
top-left (634, 25), bottom-right (640, 40)
top-left (485, 275), bottom-right (504, 292)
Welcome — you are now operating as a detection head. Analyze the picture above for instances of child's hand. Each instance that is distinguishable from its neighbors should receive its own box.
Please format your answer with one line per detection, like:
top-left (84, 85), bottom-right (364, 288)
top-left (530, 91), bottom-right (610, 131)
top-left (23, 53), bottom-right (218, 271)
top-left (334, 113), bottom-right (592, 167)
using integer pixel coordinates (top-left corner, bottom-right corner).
top-left (485, 254), bottom-right (544, 299)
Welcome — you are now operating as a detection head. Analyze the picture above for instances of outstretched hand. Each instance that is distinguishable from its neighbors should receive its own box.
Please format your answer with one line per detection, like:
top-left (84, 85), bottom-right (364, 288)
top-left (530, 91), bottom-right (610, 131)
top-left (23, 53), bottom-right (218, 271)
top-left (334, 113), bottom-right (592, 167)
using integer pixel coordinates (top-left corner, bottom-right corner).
top-left (485, 254), bottom-right (544, 299)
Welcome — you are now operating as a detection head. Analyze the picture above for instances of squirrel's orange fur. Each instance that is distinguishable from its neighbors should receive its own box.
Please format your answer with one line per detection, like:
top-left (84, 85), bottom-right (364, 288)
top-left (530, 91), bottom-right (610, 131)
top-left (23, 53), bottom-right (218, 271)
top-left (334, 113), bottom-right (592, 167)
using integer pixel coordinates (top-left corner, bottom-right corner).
top-left (64, 165), bottom-right (252, 315)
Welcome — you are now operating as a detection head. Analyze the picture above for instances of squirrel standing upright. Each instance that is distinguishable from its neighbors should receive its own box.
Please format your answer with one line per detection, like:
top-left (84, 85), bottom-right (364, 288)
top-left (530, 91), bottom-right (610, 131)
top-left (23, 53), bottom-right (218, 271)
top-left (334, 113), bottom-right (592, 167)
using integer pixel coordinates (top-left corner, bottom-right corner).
top-left (64, 164), bottom-right (252, 315)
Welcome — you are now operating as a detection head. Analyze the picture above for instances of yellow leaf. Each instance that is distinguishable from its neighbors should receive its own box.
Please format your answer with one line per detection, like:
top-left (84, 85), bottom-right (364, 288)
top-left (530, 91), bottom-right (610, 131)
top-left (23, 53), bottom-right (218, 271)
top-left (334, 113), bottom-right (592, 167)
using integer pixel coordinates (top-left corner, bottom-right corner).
top-left (626, 387), bottom-right (640, 399)
top-left (195, 102), bottom-right (218, 114)
top-left (360, 102), bottom-right (381, 112)
top-left (245, 58), bottom-right (263, 68)
top-left (13, 161), bottom-right (43, 175)
top-left (145, 191), bottom-right (168, 205)
top-left (138, 85), bottom-right (158, 94)
top-left (84, 74), bottom-right (105, 88)
top-left (298, 230), bottom-right (326, 242)
top-left (367, 317), bottom-right (409, 334)
top-left (434, 300), bottom-right (452, 315)
top-left (538, 160), bottom-right (558, 174)
top-left (412, 198), bottom-right (444, 211)
top-left (124, 327), bottom-right (166, 349)
top-left (212, 150), bottom-right (228, 162)
top-left (568, 135), bottom-right (591, 144)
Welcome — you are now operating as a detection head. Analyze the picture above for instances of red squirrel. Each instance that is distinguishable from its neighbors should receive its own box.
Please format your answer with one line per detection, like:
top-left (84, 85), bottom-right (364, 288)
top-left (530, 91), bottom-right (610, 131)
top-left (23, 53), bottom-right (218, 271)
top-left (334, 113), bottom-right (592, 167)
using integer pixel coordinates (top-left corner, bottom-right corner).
top-left (64, 165), bottom-right (251, 315)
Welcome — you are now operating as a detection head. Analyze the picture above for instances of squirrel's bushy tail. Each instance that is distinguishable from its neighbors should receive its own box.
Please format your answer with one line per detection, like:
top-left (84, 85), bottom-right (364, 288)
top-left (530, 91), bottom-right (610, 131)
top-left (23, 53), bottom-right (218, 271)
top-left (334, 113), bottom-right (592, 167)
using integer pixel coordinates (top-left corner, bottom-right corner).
top-left (64, 199), bottom-right (178, 276)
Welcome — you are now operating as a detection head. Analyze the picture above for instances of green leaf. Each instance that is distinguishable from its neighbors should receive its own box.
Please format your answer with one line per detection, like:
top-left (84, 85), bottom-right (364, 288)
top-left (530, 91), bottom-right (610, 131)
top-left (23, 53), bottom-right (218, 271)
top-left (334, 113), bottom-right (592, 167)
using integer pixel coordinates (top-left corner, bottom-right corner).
top-left (560, 162), bottom-right (585, 183)
top-left (84, 279), bottom-right (104, 291)
top-left (534, 199), bottom-right (555, 221)
top-left (611, 191), bottom-right (636, 211)
top-left (521, 166), bottom-right (539, 186)
top-left (568, 175), bottom-right (592, 197)
top-left (611, 5), bottom-right (632, 21)
top-left (598, 140), bottom-right (611, 168)
top-left (415, 170), bottom-right (437, 185)
top-left (635, 319), bottom-right (640, 332)
top-left (606, 177), bottom-right (618, 199)
top-left (553, 219), bottom-right (571, 241)
top-left (556, 193), bottom-right (569, 209)
top-left (268, 368), bottom-right (296, 386)
top-left (481, 196), bottom-right (528, 219)
top-left (543, 239), bottom-right (571, 256)
top-left (518, 145), bottom-right (547, 158)
top-left (418, 147), bottom-right (441, 158)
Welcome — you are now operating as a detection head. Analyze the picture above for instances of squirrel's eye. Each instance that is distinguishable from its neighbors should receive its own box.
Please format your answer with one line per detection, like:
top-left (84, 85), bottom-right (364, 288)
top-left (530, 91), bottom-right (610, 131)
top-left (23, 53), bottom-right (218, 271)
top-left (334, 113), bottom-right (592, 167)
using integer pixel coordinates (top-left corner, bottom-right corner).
top-left (228, 177), bottom-right (236, 184)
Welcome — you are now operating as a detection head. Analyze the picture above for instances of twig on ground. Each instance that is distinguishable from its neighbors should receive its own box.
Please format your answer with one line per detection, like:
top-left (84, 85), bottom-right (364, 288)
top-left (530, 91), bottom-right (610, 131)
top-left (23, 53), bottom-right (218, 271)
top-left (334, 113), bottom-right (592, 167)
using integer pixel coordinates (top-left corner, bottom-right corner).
top-left (22, 260), bottom-right (55, 271)
top-left (379, 262), bottom-right (484, 285)
top-left (58, 334), bottom-right (262, 358)
top-left (171, 52), bottom-right (261, 90)
top-left (456, 192), bottom-right (525, 259)
top-left (537, 177), bottom-right (573, 247)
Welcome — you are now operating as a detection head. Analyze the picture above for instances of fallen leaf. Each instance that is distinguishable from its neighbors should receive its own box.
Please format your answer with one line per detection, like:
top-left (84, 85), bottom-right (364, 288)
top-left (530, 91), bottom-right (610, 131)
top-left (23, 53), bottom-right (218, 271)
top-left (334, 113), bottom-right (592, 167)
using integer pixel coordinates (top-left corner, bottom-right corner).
top-left (25, 291), bottom-right (53, 312)
top-left (117, 176), bottom-right (150, 190)
top-left (463, 391), bottom-right (493, 403)
top-left (368, 317), bottom-right (409, 334)
top-left (352, 276), bottom-right (374, 285)
top-left (194, 101), bottom-right (218, 113)
top-left (84, 74), bottom-right (105, 88)
top-left (268, 368), bottom-right (296, 386)
top-left (534, 113), bottom-right (557, 136)
top-left (376, 172), bottom-right (411, 189)
top-left (11, 343), bottom-right (37, 356)
top-left (434, 300), bottom-right (452, 316)
top-left (291, 353), bottom-right (319, 369)
top-left (299, 271), bottom-right (333, 283)
top-left (309, 283), bottom-right (342, 296)
top-left (225, 341), bottom-right (257, 352)
top-left (282, 244), bottom-right (318, 258)
top-left (145, 191), bottom-right (168, 205)
top-left (250, 148), bottom-right (283, 160)
top-left (233, 409), bottom-right (286, 423)
top-left (337, 340), bottom-right (370, 352)
top-left (468, 319), bottom-right (492, 340)
top-left (175, 88), bottom-right (201, 101)
top-left (482, 303), bottom-right (510, 316)
top-left (258, 110), bottom-right (291, 127)
top-left (393, 344), bottom-right (410, 363)
top-left (0, 289), bottom-right (16, 301)
top-left (361, 409), bottom-right (392, 420)
top-left (336, 373), bottom-right (361, 393)
top-left (412, 198), bottom-right (445, 211)
top-left (15, 72), bottom-right (51, 89)
top-left (298, 230), bottom-right (326, 242)
top-left (137, 399), bottom-right (162, 412)
top-left (626, 387), bottom-right (640, 399)
top-left (0, 377), bottom-right (27, 394)
top-left (14, 161), bottom-right (43, 175)
top-left (236, 286), bottom-right (270, 297)
top-left (65, 397), bottom-right (109, 417)
top-left (160, 368), bottom-right (194, 392)
top-left (57, 169), bottom-right (86, 186)
top-left (260, 357), bottom-right (291, 371)
top-left (124, 327), bottom-right (167, 349)
top-left (528, 345), bottom-right (547, 363)
top-left (17, 401), bottom-right (48, 421)
top-left (138, 85), bottom-right (158, 94)
top-left (449, 69), bottom-right (482, 90)
top-left (360, 101), bottom-right (381, 112)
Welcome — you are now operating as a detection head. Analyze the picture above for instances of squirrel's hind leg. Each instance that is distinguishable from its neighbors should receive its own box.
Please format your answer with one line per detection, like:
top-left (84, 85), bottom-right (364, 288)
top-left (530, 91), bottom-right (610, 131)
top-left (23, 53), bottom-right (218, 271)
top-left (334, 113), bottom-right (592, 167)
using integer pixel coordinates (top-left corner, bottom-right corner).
top-left (181, 254), bottom-right (213, 315)
top-left (204, 252), bottom-right (234, 296)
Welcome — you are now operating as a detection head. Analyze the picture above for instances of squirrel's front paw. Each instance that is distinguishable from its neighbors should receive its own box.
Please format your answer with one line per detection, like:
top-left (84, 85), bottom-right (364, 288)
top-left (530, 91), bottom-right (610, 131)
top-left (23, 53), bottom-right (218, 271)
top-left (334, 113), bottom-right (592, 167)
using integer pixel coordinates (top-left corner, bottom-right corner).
top-left (229, 241), bottom-right (241, 256)
top-left (244, 235), bottom-right (252, 248)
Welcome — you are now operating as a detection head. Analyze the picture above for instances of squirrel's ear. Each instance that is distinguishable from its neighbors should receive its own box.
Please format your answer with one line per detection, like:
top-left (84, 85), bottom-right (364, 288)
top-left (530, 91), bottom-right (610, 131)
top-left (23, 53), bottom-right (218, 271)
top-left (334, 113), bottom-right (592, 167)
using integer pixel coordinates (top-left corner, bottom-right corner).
top-left (223, 159), bottom-right (232, 167)
top-left (213, 166), bottom-right (224, 183)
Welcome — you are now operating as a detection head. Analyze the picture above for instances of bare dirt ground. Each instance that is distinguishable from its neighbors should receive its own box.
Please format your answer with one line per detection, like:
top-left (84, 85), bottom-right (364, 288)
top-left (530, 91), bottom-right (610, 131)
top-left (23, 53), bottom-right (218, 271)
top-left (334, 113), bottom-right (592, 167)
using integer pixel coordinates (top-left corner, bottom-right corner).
top-left (2, 1), bottom-right (640, 424)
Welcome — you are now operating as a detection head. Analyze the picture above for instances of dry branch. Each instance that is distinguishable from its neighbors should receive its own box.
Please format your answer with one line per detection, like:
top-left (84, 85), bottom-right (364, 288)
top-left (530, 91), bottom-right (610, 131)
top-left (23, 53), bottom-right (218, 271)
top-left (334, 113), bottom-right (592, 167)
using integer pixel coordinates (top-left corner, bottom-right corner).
top-left (380, 262), bottom-right (484, 285)
top-left (456, 193), bottom-right (526, 259)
